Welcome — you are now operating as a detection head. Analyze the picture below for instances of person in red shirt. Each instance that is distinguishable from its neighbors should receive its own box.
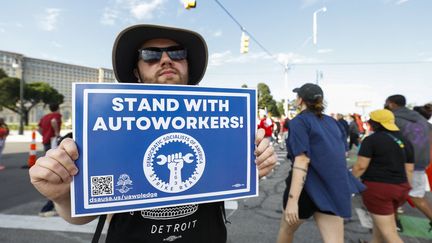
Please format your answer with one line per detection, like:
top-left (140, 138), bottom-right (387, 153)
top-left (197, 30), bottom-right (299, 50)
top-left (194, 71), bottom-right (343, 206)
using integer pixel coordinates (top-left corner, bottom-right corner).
top-left (37, 103), bottom-right (62, 217)
top-left (258, 115), bottom-right (274, 143)
top-left (38, 103), bottom-right (62, 152)
top-left (0, 118), bottom-right (9, 171)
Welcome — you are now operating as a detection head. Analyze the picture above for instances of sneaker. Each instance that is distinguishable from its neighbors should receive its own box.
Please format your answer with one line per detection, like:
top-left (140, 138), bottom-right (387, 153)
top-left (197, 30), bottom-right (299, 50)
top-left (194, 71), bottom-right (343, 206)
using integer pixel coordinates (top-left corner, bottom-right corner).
top-left (0, 165), bottom-right (5, 171)
top-left (396, 218), bottom-right (403, 232)
top-left (38, 210), bottom-right (58, 217)
top-left (397, 207), bottom-right (404, 214)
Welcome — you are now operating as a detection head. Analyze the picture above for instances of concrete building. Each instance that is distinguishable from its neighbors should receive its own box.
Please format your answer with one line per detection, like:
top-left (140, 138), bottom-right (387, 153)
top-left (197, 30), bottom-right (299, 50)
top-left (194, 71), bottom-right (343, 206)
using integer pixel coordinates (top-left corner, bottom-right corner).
top-left (0, 50), bottom-right (116, 126)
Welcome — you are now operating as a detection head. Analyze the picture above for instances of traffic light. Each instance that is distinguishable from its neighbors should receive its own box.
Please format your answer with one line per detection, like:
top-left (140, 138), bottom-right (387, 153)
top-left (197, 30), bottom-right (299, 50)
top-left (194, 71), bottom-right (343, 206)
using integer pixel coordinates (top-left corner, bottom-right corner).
top-left (240, 32), bottom-right (249, 54)
top-left (184, 0), bottom-right (196, 9)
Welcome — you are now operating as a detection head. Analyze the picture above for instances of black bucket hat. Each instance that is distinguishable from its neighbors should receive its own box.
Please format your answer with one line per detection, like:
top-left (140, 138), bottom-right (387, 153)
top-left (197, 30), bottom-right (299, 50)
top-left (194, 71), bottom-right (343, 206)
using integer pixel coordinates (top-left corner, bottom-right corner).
top-left (112, 24), bottom-right (208, 85)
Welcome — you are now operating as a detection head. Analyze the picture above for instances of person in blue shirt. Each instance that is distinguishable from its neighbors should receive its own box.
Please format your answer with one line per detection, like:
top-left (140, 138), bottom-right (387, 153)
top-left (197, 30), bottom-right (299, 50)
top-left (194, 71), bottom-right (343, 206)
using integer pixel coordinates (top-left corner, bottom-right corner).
top-left (277, 83), bottom-right (365, 243)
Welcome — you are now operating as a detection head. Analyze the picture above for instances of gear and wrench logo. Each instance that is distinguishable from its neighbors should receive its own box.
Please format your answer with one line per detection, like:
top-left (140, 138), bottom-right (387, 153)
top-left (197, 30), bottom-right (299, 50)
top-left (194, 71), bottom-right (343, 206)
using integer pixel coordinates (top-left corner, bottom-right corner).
top-left (143, 133), bottom-right (205, 193)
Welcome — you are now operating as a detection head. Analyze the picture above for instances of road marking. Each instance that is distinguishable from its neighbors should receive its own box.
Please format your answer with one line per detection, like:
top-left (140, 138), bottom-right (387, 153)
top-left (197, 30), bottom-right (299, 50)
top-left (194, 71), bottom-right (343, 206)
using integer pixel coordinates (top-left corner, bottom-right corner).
top-left (355, 208), bottom-right (372, 229)
top-left (0, 214), bottom-right (107, 234)
top-left (225, 200), bottom-right (238, 210)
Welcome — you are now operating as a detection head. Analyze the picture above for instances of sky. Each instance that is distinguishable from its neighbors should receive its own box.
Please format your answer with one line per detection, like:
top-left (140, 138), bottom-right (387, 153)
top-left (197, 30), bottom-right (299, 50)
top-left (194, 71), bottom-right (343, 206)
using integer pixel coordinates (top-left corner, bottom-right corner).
top-left (1, 0), bottom-right (431, 116)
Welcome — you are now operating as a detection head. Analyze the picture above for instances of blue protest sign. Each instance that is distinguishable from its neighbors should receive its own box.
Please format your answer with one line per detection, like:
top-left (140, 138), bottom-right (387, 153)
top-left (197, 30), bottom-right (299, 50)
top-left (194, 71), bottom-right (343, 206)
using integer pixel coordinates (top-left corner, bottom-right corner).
top-left (72, 83), bottom-right (257, 216)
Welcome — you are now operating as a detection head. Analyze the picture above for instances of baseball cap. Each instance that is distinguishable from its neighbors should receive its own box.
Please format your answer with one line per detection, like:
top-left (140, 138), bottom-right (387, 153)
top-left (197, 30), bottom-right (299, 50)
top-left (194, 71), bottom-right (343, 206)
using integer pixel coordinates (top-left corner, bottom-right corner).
top-left (292, 83), bottom-right (324, 102)
top-left (369, 109), bottom-right (399, 131)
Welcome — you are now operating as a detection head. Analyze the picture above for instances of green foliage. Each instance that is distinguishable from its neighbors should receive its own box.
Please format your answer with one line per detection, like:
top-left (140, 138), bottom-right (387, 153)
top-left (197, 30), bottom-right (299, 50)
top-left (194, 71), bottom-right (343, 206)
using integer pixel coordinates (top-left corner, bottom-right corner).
top-left (0, 77), bottom-right (21, 113)
top-left (0, 68), bottom-right (7, 79)
top-left (241, 84), bottom-right (248, 88)
top-left (276, 100), bottom-right (285, 116)
top-left (257, 83), bottom-right (280, 117)
top-left (0, 78), bottom-right (64, 125)
top-left (27, 82), bottom-right (64, 105)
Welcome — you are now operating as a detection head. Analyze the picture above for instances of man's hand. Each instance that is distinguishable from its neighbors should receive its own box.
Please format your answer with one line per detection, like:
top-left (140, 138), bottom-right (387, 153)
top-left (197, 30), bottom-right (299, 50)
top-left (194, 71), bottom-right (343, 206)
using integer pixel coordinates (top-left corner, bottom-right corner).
top-left (29, 138), bottom-right (79, 203)
top-left (255, 128), bottom-right (277, 178)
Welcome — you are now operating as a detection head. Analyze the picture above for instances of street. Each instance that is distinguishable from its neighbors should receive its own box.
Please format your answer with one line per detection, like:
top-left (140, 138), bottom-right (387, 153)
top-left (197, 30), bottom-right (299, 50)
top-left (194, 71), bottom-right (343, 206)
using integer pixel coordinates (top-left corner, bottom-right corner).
top-left (1, 141), bottom-right (432, 242)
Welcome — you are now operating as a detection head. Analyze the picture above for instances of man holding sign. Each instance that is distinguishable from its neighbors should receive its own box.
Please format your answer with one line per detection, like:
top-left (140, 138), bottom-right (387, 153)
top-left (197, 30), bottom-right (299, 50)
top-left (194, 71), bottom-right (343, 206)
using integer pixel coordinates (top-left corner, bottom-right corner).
top-left (29, 24), bottom-right (276, 243)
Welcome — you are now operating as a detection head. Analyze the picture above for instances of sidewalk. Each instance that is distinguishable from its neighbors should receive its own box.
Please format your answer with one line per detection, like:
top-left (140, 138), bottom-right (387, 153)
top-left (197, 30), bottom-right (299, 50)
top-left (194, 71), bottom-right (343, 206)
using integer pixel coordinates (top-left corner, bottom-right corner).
top-left (6, 130), bottom-right (72, 143)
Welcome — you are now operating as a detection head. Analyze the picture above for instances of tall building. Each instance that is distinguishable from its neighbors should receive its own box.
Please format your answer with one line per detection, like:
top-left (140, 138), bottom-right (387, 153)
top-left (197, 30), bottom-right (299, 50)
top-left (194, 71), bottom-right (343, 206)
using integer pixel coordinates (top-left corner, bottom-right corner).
top-left (0, 50), bottom-right (116, 125)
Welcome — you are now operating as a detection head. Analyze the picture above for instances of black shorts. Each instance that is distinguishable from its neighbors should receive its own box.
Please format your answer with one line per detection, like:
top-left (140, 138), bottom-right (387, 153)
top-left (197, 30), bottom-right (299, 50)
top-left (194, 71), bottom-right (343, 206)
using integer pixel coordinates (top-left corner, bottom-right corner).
top-left (282, 176), bottom-right (334, 219)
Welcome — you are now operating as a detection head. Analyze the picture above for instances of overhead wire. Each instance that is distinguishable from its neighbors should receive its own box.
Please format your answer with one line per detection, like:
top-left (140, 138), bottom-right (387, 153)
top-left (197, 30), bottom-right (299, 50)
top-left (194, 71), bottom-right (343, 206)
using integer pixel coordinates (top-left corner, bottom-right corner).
top-left (211, 1), bottom-right (431, 71)
top-left (212, 0), bottom-right (285, 68)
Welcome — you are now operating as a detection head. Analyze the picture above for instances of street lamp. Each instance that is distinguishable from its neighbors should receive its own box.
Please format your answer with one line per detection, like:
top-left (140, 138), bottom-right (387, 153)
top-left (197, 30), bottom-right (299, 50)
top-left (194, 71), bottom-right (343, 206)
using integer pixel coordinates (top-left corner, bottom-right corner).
top-left (12, 59), bottom-right (24, 135)
top-left (283, 61), bottom-right (291, 116)
top-left (313, 7), bottom-right (327, 45)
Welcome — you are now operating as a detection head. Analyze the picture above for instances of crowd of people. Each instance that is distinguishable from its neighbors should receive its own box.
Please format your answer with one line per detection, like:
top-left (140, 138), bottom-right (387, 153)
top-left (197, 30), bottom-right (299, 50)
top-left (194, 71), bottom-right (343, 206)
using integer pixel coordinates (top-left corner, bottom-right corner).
top-left (0, 22), bottom-right (428, 243)
top-left (253, 84), bottom-right (432, 243)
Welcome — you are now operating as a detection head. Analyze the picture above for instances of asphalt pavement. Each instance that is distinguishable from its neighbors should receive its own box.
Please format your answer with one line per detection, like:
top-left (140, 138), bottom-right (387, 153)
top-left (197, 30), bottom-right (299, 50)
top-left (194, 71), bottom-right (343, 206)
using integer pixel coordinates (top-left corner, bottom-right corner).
top-left (1, 137), bottom-right (432, 243)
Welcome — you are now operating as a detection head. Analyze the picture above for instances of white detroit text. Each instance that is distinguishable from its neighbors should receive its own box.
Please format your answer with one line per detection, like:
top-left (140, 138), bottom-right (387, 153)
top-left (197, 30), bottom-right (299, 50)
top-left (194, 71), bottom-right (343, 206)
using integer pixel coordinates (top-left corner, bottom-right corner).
top-left (92, 97), bottom-right (244, 131)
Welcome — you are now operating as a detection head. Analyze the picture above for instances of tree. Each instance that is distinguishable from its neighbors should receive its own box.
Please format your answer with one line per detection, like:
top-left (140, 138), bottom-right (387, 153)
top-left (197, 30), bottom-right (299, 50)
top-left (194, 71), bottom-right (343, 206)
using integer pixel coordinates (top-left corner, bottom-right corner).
top-left (0, 78), bottom-right (64, 125)
top-left (0, 68), bottom-right (7, 79)
top-left (257, 83), bottom-right (280, 117)
top-left (241, 84), bottom-right (248, 88)
top-left (276, 100), bottom-right (285, 116)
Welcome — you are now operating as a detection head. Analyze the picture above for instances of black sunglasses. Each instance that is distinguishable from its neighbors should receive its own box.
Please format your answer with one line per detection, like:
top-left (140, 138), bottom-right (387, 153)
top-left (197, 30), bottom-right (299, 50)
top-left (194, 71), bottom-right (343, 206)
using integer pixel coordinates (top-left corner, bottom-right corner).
top-left (138, 46), bottom-right (187, 63)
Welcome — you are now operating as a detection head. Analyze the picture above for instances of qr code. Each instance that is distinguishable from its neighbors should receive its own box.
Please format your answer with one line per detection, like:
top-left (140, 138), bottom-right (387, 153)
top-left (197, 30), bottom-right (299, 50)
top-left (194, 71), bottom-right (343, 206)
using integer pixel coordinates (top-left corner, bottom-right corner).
top-left (91, 175), bottom-right (114, 197)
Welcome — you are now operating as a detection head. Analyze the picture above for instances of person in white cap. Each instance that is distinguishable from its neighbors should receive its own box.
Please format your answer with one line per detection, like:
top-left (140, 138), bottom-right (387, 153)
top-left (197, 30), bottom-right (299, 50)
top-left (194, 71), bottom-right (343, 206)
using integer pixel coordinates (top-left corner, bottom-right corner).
top-left (29, 24), bottom-right (277, 243)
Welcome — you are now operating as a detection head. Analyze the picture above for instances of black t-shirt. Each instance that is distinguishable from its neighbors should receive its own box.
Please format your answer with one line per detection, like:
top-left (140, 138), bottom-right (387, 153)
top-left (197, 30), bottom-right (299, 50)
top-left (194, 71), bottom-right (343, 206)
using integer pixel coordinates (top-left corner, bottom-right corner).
top-left (358, 131), bottom-right (414, 184)
top-left (106, 202), bottom-right (227, 243)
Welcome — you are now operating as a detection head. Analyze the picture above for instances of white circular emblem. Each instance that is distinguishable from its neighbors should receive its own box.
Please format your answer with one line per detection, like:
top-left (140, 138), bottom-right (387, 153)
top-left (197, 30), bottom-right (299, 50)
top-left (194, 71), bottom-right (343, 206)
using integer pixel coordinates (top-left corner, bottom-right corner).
top-left (143, 133), bottom-right (205, 193)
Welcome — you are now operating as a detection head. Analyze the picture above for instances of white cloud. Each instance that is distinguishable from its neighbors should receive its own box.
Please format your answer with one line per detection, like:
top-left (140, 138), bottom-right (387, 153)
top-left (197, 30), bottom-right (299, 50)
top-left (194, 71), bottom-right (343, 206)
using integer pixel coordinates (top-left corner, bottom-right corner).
top-left (128, 0), bottom-right (166, 20)
top-left (0, 28), bottom-right (5, 33)
top-left (383, 0), bottom-right (411, 5)
top-left (209, 51), bottom-right (272, 67)
top-left (209, 51), bottom-right (231, 66)
top-left (100, 0), bottom-right (167, 24)
top-left (213, 30), bottom-right (223, 37)
top-left (51, 41), bottom-right (63, 48)
top-left (38, 8), bottom-right (61, 31)
top-left (396, 0), bottom-right (410, 5)
top-left (275, 52), bottom-right (319, 65)
top-left (301, 0), bottom-right (320, 9)
top-left (101, 7), bottom-right (119, 25)
top-left (317, 48), bottom-right (334, 54)
top-left (209, 50), bottom-right (317, 68)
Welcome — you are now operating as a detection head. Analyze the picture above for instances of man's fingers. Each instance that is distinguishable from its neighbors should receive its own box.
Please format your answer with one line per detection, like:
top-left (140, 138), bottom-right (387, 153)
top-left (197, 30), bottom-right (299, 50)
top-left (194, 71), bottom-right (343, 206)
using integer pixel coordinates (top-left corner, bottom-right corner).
top-left (29, 163), bottom-right (64, 184)
top-left (35, 156), bottom-right (74, 183)
top-left (256, 146), bottom-right (275, 168)
top-left (255, 128), bottom-right (265, 145)
top-left (258, 166), bottom-right (273, 178)
top-left (58, 138), bottom-right (79, 161)
top-left (255, 136), bottom-right (269, 156)
top-left (45, 148), bottom-right (78, 176)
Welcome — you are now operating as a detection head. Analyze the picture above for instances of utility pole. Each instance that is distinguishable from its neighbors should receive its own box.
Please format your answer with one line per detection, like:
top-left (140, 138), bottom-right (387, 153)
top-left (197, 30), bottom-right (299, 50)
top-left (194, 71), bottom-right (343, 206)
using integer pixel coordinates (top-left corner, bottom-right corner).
top-left (12, 59), bottom-right (25, 135)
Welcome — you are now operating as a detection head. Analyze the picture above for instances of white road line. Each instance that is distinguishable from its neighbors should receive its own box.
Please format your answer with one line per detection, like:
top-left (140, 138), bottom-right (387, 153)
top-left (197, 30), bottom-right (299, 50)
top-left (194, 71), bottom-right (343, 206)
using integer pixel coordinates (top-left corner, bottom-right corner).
top-left (355, 208), bottom-right (372, 229)
top-left (0, 214), bottom-right (107, 234)
top-left (225, 200), bottom-right (238, 210)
